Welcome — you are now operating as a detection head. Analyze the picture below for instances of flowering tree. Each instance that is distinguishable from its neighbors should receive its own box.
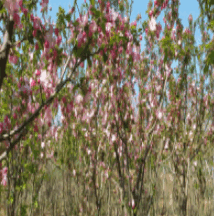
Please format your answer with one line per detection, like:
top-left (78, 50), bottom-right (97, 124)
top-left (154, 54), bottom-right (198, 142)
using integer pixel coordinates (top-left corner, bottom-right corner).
top-left (0, 0), bottom-right (213, 215)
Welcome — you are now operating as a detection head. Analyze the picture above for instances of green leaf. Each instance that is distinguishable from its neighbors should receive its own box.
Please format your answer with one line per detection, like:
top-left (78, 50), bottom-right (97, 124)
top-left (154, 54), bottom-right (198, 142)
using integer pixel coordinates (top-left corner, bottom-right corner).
top-left (100, 22), bottom-right (106, 34)
top-left (163, 49), bottom-right (168, 64)
top-left (207, 50), bottom-right (214, 64)
top-left (204, 64), bottom-right (209, 74)
top-left (103, 52), bottom-right (108, 63)
top-left (91, 7), bottom-right (101, 18)
top-left (87, 57), bottom-right (92, 67)
top-left (90, 0), bottom-right (95, 6)
top-left (65, 13), bottom-right (71, 22)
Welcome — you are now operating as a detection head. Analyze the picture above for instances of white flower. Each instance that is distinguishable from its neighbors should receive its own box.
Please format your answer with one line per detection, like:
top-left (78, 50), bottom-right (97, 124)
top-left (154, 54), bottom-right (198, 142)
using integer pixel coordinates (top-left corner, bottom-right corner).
top-left (41, 152), bottom-right (44, 158)
top-left (189, 131), bottom-right (194, 141)
top-left (110, 8), bottom-right (119, 21)
top-left (76, 94), bottom-right (83, 103)
top-left (111, 134), bottom-right (116, 142)
top-left (156, 110), bottom-right (163, 119)
top-left (124, 16), bottom-right (129, 23)
top-left (41, 142), bottom-right (45, 148)
top-left (149, 16), bottom-right (156, 31)
top-left (40, 70), bottom-right (51, 88)
top-left (142, 142), bottom-right (144, 148)
top-left (106, 22), bottom-right (112, 32)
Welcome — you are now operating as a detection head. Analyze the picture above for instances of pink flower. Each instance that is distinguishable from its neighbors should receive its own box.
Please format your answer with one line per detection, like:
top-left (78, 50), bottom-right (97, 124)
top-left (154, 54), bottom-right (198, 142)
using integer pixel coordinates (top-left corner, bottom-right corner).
top-left (13, 113), bottom-right (17, 119)
top-left (69, 7), bottom-right (75, 14)
top-left (154, 0), bottom-right (159, 6)
top-left (35, 43), bottom-right (39, 50)
top-left (80, 62), bottom-right (84, 68)
top-left (30, 78), bottom-right (36, 87)
top-left (188, 14), bottom-right (193, 22)
top-left (44, 40), bottom-right (49, 48)
top-left (30, 14), bottom-right (34, 21)
top-left (139, 35), bottom-right (143, 40)
top-left (156, 110), bottom-right (163, 119)
top-left (149, 10), bottom-right (153, 17)
top-left (33, 29), bottom-right (37, 37)
top-left (2, 167), bottom-right (8, 175)
top-left (33, 17), bottom-right (41, 30)
top-left (35, 69), bottom-right (41, 76)
top-left (9, 55), bottom-right (18, 65)
top-left (40, 0), bottom-right (49, 8)
top-left (56, 35), bottom-right (62, 45)
top-left (22, 7), bottom-right (28, 17)
top-left (55, 28), bottom-right (59, 36)
top-left (132, 20), bottom-right (137, 27)
top-left (132, 199), bottom-right (135, 209)
top-left (76, 94), bottom-right (83, 103)
top-left (80, 14), bottom-right (88, 28)
top-left (1, 177), bottom-right (7, 186)
top-left (0, 122), bottom-right (3, 134)
top-left (105, 22), bottom-right (112, 32)
top-left (3, 0), bottom-right (21, 15)
top-left (13, 13), bottom-right (20, 26)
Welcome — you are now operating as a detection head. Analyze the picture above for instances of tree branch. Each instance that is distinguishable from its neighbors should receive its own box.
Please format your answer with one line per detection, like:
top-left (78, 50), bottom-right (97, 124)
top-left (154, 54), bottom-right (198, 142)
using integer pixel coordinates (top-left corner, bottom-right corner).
top-left (0, 15), bottom-right (14, 90)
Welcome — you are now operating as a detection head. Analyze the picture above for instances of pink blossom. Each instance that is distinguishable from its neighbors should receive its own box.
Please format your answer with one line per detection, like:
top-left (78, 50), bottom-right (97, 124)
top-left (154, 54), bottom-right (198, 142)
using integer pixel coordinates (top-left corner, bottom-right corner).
top-left (55, 28), bottom-right (59, 36)
top-left (106, 22), bottom-right (112, 32)
top-left (35, 69), bottom-right (41, 76)
top-left (40, 70), bottom-right (51, 87)
top-left (1, 177), bottom-right (7, 186)
top-left (3, 0), bottom-right (21, 15)
top-left (188, 14), bottom-right (193, 22)
top-left (40, 0), bottom-right (49, 8)
top-left (30, 78), bottom-right (36, 87)
top-left (156, 110), bottom-right (163, 119)
top-left (33, 17), bottom-right (41, 30)
top-left (76, 94), bottom-right (83, 104)
top-left (44, 40), bottom-right (49, 48)
top-left (89, 21), bottom-right (97, 36)
top-left (21, 7), bottom-right (28, 17)
top-left (33, 29), bottom-right (37, 37)
top-left (110, 8), bottom-right (119, 21)
top-left (80, 14), bottom-right (88, 28)
top-left (69, 7), bottom-right (75, 14)
top-left (35, 43), bottom-right (39, 50)
top-left (149, 10), bottom-right (153, 17)
top-left (56, 35), bottom-right (62, 45)
top-left (154, 0), bottom-right (159, 6)
top-left (9, 55), bottom-right (18, 65)
top-left (132, 199), bottom-right (135, 209)
top-left (0, 122), bottom-right (3, 134)
top-left (13, 12), bottom-right (20, 26)
top-left (131, 21), bottom-right (137, 27)
top-left (13, 113), bottom-right (17, 119)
